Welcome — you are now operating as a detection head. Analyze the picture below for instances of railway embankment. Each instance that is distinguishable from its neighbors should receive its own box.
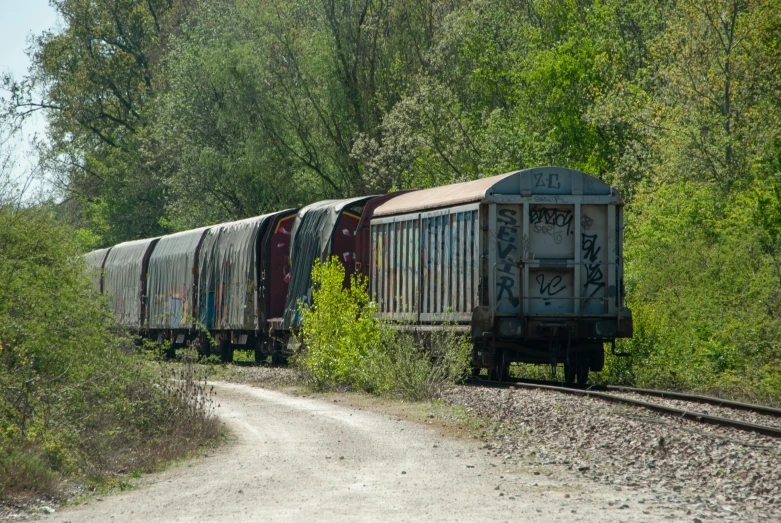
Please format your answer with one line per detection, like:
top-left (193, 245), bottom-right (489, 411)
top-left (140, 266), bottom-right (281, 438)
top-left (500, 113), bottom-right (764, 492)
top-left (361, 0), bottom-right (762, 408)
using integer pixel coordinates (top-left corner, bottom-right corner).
top-left (444, 384), bottom-right (781, 522)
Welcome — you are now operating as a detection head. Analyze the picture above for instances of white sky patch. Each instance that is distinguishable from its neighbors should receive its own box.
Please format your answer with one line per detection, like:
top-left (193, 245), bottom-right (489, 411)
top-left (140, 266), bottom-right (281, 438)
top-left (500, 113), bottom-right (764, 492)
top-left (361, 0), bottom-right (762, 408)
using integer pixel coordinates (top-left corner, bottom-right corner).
top-left (0, 0), bottom-right (59, 198)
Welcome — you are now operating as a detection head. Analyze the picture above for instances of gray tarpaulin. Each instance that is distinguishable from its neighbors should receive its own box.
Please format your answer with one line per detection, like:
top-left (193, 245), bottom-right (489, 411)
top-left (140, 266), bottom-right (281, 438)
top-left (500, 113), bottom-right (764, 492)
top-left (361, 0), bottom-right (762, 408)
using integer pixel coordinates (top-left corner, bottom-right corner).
top-left (282, 196), bottom-right (374, 329)
top-left (84, 247), bottom-right (111, 293)
top-left (147, 228), bottom-right (209, 329)
top-left (103, 238), bottom-right (158, 328)
top-left (198, 214), bottom-right (276, 331)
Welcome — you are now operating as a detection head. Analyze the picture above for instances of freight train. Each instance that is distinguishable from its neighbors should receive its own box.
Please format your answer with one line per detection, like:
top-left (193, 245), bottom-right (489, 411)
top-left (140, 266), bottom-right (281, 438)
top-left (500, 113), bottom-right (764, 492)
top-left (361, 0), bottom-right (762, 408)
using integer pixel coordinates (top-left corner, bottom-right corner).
top-left (85, 167), bottom-right (632, 383)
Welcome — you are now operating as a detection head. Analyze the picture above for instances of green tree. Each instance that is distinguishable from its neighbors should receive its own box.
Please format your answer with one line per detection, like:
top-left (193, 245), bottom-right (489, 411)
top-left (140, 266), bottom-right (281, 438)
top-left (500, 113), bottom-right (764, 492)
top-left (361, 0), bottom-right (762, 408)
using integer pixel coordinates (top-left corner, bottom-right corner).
top-left (357, 0), bottom-right (669, 192)
top-left (152, 0), bottom-right (463, 227)
top-left (3, 0), bottom-right (191, 244)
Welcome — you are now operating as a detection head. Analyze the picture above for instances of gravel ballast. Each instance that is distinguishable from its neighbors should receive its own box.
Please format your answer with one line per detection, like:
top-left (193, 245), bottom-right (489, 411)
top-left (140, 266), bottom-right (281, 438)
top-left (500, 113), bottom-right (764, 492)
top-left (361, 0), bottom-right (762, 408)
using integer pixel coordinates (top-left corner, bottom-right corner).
top-left (442, 384), bottom-right (781, 522)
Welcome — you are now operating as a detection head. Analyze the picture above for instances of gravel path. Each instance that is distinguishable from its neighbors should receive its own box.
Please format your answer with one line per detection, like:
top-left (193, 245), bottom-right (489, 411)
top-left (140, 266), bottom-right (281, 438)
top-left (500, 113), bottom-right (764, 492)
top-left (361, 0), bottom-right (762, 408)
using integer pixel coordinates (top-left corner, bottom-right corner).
top-left (47, 382), bottom-right (677, 522)
top-left (443, 385), bottom-right (781, 522)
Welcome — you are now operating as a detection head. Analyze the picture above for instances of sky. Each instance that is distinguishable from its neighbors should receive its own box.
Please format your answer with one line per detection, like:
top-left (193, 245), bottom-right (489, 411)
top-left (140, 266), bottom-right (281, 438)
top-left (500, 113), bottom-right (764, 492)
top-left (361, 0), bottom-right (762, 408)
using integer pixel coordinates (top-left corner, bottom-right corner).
top-left (0, 0), bottom-right (59, 194)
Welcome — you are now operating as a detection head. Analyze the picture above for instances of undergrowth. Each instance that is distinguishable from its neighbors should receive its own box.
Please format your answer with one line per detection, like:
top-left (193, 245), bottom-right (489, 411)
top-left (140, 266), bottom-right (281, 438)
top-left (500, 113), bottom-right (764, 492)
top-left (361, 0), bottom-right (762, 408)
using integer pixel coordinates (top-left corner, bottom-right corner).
top-left (0, 206), bottom-right (221, 500)
top-left (295, 257), bottom-right (472, 400)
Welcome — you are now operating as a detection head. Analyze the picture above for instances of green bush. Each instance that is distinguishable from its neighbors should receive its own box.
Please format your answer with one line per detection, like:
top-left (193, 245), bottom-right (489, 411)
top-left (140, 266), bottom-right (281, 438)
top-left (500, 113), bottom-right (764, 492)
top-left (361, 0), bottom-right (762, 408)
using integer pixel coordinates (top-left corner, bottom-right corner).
top-left (297, 258), bottom-right (385, 391)
top-left (0, 205), bottom-right (220, 499)
top-left (297, 257), bottom-right (471, 400)
top-left (595, 182), bottom-right (781, 404)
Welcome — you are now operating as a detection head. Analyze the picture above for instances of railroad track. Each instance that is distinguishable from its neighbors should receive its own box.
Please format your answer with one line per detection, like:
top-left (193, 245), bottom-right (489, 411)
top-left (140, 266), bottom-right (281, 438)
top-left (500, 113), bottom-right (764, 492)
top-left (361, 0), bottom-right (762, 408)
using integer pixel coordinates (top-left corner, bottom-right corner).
top-left (467, 378), bottom-right (781, 439)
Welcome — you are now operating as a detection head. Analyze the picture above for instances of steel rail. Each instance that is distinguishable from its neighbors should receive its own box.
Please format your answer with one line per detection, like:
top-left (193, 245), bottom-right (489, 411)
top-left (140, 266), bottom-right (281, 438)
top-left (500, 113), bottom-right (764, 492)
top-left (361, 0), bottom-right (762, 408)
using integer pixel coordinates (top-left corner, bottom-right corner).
top-left (604, 385), bottom-right (781, 418)
top-left (470, 380), bottom-right (781, 439)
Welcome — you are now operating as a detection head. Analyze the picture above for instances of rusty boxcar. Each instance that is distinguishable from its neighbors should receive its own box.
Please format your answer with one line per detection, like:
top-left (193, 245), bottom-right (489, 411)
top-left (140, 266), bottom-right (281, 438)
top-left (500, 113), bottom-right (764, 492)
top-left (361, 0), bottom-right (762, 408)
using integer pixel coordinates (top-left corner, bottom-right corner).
top-left (197, 209), bottom-right (296, 361)
top-left (368, 167), bottom-right (632, 383)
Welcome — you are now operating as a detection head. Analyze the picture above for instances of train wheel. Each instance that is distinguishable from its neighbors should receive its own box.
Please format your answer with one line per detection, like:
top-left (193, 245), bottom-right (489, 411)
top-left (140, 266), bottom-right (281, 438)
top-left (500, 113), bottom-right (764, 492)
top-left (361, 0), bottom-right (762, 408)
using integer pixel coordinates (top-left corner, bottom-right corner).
top-left (563, 360), bottom-right (575, 384)
top-left (219, 337), bottom-right (233, 363)
top-left (576, 359), bottom-right (590, 386)
top-left (589, 347), bottom-right (605, 372)
top-left (497, 350), bottom-right (509, 381)
top-left (196, 337), bottom-right (211, 357)
top-left (564, 358), bottom-right (590, 385)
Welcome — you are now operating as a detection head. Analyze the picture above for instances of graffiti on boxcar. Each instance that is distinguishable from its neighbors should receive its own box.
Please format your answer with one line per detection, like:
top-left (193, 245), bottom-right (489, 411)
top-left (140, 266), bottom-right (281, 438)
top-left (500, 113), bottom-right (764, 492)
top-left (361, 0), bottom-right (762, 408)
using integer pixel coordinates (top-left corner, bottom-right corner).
top-left (532, 195), bottom-right (565, 203)
top-left (581, 233), bottom-right (605, 298)
top-left (535, 273), bottom-right (566, 296)
top-left (496, 208), bottom-right (520, 305)
top-left (533, 171), bottom-right (561, 189)
top-left (580, 213), bottom-right (594, 231)
top-left (530, 207), bottom-right (573, 245)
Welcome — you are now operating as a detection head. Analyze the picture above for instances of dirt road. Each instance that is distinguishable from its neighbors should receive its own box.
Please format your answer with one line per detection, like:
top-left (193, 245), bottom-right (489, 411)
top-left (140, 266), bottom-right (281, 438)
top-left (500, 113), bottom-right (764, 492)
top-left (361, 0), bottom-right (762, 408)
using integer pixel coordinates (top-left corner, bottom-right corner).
top-left (54, 382), bottom-right (677, 522)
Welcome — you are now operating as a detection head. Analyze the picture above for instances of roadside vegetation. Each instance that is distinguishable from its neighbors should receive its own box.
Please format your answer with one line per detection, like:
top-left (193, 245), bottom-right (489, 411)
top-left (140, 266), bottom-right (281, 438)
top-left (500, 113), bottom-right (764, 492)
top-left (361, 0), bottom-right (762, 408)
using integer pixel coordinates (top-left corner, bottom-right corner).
top-left (0, 204), bottom-right (220, 501)
top-left (297, 258), bottom-right (472, 400)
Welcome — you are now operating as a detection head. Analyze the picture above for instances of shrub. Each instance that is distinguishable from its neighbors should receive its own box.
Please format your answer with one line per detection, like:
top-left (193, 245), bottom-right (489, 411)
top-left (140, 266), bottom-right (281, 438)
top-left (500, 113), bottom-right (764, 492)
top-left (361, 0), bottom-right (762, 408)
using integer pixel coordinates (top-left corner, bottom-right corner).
top-left (297, 257), bottom-right (472, 399)
top-left (595, 182), bottom-right (781, 404)
top-left (0, 205), bottom-right (220, 499)
top-left (297, 257), bottom-right (385, 391)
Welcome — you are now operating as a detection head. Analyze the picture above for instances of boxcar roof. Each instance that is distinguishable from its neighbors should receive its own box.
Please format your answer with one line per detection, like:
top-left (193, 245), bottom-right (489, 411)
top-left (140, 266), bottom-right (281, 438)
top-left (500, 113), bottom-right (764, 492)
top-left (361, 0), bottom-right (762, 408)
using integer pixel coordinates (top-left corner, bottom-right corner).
top-left (104, 237), bottom-right (159, 266)
top-left (372, 167), bottom-right (612, 217)
top-left (84, 247), bottom-right (111, 269)
top-left (149, 227), bottom-right (210, 260)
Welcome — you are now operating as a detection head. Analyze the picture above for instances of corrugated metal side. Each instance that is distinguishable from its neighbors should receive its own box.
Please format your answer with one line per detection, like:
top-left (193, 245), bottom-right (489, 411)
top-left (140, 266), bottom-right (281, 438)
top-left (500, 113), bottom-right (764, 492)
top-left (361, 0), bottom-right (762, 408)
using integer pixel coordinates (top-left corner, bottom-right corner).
top-left (147, 228), bottom-right (209, 329)
top-left (371, 204), bottom-right (479, 323)
top-left (84, 247), bottom-right (111, 293)
top-left (282, 196), bottom-right (374, 330)
top-left (103, 238), bottom-right (158, 328)
top-left (198, 215), bottom-right (275, 331)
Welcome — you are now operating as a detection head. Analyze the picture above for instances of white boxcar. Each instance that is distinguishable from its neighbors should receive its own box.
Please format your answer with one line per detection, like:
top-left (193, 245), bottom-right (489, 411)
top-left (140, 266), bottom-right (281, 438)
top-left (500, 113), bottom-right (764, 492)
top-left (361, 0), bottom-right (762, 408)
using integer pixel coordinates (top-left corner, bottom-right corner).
top-left (369, 167), bottom-right (632, 382)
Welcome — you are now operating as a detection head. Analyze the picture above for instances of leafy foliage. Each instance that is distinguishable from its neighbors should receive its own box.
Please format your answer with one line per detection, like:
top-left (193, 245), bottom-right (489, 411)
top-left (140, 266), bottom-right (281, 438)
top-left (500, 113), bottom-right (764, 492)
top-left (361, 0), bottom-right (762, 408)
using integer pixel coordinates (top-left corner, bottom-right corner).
top-left (298, 257), bottom-right (471, 399)
top-left (298, 257), bottom-right (384, 391)
top-left (599, 182), bottom-right (781, 402)
top-left (0, 205), bottom-right (219, 498)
